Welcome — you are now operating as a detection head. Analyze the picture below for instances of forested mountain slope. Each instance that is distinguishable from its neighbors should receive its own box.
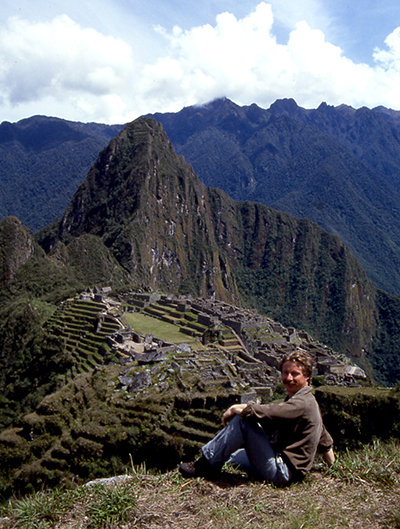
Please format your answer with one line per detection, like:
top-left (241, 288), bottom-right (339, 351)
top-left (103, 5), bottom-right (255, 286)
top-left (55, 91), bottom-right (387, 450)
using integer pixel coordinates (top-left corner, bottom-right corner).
top-left (2, 116), bottom-right (400, 497)
top-left (2, 98), bottom-right (400, 298)
top-left (150, 98), bottom-right (400, 297)
top-left (0, 116), bottom-right (123, 232)
top-left (1, 114), bottom-right (400, 392)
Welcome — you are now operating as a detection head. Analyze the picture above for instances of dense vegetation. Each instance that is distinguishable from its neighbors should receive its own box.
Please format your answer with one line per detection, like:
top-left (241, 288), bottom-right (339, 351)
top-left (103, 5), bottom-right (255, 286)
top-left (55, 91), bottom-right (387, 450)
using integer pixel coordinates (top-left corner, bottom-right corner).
top-left (0, 116), bottom-right (123, 232)
top-left (3, 100), bottom-right (400, 299)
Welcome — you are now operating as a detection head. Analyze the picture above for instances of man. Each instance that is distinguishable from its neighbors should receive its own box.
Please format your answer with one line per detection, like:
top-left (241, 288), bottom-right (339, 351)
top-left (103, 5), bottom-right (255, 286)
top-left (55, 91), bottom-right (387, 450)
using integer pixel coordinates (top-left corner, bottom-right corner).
top-left (179, 348), bottom-right (335, 486)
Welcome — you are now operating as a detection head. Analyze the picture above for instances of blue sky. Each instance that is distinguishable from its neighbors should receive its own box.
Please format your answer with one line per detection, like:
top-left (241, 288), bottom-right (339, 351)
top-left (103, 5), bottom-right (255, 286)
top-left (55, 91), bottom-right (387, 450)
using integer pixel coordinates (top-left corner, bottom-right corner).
top-left (1, 0), bottom-right (400, 123)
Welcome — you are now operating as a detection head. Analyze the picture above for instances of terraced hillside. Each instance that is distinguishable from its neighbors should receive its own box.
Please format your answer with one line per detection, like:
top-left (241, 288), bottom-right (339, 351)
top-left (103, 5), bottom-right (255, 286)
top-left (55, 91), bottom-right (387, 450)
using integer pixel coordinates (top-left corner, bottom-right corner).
top-left (0, 290), bottom-right (371, 497)
top-left (39, 290), bottom-right (364, 400)
top-left (44, 297), bottom-right (122, 380)
top-left (0, 345), bottom-right (247, 497)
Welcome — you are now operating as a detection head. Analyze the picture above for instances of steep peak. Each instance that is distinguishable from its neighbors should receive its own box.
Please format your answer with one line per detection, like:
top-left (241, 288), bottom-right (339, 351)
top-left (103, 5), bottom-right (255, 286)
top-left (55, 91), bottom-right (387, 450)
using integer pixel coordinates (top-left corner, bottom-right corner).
top-left (317, 101), bottom-right (336, 112)
top-left (315, 102), bottom-right (357, 120)
top-left (199, 97), bottom-right (240, 112)
top-left (189, 98), bottom-right (245, 124)
top-left (149, 98), bottom-right (249, 145)
top-left (336, 103), bottom-right (356, 112)
top-left (335, 103), bottom-right (357, 118)
top-left (58, 115), bottom-right (203, 241)
top-left (53, 114), bottom-right (238, 300)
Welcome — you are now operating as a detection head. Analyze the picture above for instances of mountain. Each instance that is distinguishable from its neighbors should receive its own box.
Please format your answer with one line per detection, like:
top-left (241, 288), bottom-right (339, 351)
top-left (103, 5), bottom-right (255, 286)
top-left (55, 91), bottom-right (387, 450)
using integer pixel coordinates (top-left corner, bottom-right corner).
top-left (32, 116), bottom-right (397, 384)
top-left (149, 98), bottom-right (400, 297)
top-left (0, 216), bottom-right (34, 285)
top-left (39, 118), bottom-right (238, 301)
top-left (1, 115), bottom-right (400, 397)
top-left (0, 116), bottom-right (123, 232)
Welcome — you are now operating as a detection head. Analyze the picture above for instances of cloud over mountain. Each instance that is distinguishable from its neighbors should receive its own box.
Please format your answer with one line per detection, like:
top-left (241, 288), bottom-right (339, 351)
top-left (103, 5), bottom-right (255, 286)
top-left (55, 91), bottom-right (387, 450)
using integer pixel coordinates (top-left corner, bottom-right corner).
top-left (1, 2), bottom-right (400, 123)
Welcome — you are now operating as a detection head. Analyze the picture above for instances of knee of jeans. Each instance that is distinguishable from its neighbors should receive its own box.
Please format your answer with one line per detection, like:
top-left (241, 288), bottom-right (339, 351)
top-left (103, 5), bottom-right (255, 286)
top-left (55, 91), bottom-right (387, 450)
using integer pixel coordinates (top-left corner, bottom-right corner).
top-left (229, 449), bottom-right (248, 467)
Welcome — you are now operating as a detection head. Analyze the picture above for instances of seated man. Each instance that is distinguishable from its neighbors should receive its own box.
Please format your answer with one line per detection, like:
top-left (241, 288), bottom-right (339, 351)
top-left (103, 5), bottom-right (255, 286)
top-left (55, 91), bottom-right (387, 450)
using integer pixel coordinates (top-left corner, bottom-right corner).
top-left (179, 349), bottom-right (335, 486)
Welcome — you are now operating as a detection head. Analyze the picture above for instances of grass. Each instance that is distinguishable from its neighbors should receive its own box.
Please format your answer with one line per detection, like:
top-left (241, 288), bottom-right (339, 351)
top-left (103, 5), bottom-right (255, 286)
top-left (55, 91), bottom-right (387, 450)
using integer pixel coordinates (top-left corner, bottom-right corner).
top-left (329, 438), bottom-right (400, 486)
top-left (123, 311), bottom-right (195, 344)
top-left (2, 481), bottom-right (137, 529)
top-left (2, 439), bottom-right (400, 529)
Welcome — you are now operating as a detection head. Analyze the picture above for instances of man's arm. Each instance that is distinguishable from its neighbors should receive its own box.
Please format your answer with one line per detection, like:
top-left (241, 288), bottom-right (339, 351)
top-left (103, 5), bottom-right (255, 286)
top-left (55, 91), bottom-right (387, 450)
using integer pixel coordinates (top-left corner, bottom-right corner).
top-left (317, 423), bottom-right (335, 466)
top-left (222, 404), bottom-right (247, 426)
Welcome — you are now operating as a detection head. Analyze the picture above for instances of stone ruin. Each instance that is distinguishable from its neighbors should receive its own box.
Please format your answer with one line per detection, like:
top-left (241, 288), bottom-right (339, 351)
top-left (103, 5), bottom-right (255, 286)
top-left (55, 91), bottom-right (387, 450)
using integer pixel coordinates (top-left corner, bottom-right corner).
top-left (93, 290), bottom-right (367, 402)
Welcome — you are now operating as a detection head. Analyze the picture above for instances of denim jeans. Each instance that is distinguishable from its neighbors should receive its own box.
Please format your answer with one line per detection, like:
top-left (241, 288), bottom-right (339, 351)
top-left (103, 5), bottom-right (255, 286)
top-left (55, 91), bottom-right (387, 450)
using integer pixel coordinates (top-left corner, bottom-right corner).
top-left (202, 415), bottom-right (293, 486)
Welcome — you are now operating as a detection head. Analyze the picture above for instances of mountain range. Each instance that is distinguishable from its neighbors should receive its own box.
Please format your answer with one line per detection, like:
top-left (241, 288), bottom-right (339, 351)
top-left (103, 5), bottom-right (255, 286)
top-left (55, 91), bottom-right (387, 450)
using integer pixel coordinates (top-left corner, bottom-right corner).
top-left (0, 115), bottom-right (396, 385)
top-left (1, 101), bottom-right (400, 387)
top-left (2, 98), bottom-right (400, 300)
top-left (0, 115), bottom-right (123, 232)
top-left (150, 98), bottom-right (400, 298)
top-left (1, 111), bottom-right (400, 496)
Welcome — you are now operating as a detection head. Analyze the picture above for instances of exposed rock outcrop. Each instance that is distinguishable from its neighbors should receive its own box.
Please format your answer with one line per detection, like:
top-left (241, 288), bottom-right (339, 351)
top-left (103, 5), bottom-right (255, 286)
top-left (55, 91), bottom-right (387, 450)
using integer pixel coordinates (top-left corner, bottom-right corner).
top-left (0, 216), bottom-right (34, 285)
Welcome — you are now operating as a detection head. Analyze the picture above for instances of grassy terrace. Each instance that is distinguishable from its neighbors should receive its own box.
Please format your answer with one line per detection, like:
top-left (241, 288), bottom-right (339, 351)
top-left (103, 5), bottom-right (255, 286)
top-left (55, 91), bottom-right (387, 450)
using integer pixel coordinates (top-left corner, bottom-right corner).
top-left (123, 311), bottom-right (199, 345)
top-left (123, 297), bottom-right (242, 353)
top-left (44, 298), bottom-right (121, 377)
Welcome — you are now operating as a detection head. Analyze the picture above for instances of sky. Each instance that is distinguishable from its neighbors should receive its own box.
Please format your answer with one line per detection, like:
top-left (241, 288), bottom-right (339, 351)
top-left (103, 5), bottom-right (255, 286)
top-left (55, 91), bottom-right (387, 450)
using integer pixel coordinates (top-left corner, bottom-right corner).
top-left (1, 0), bottom-right (400, 124)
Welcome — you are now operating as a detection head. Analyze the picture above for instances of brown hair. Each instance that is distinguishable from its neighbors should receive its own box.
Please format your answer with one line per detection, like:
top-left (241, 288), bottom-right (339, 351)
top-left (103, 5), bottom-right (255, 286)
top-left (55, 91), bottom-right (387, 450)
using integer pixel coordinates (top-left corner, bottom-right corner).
top-left (278, 349), bottom-right (313, 379)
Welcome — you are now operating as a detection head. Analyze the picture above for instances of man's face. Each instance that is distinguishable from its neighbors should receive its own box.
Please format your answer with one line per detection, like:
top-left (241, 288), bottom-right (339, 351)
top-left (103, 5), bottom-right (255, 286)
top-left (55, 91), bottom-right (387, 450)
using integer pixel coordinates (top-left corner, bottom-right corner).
top-left (281, 361), bottom-right (310, 397)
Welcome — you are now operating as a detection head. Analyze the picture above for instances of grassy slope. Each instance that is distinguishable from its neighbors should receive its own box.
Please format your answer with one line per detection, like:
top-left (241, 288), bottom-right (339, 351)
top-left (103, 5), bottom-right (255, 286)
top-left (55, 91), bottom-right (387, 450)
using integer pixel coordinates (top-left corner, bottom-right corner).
top-left (2, 439), bottom-right (400, 529)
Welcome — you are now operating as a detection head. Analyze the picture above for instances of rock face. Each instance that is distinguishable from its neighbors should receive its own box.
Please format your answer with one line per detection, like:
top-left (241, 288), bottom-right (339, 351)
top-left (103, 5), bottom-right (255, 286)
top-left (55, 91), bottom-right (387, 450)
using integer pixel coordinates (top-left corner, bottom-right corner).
top-left (0, 216), bottom-right (34, 285)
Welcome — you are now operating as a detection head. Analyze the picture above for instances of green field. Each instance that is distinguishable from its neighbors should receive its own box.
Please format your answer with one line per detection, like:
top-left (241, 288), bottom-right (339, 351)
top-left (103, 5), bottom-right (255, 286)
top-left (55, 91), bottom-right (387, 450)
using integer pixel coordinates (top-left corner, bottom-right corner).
top-left (122, 312), bottom-right (192, 343)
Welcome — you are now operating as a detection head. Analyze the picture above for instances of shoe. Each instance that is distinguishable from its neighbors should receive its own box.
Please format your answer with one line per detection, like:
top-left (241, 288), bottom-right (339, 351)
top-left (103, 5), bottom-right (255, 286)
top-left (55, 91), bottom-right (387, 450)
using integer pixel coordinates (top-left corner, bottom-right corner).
top-left (179, 455), bottom-right (221, 479)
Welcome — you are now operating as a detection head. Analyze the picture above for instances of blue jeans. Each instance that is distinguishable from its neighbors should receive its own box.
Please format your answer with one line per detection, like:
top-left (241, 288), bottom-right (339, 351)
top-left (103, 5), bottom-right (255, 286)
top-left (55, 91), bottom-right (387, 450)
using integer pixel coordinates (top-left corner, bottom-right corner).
top-left (202, 415), bottom-right (293, 486)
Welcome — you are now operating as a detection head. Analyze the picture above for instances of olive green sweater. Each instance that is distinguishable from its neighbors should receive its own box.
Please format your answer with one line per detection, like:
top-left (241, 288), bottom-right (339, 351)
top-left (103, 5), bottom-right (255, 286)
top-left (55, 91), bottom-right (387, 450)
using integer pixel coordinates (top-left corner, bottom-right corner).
top-left (240, 386), bottom-right (333, 478)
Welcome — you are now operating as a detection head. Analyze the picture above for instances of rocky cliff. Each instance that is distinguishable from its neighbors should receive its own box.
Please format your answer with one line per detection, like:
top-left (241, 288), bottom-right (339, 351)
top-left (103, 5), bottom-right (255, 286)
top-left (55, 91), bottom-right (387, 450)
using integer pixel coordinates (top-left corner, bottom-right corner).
top-left (51, 118), bottom-right (236, 301)
top-left (0, 216), bottom-right (34, 285)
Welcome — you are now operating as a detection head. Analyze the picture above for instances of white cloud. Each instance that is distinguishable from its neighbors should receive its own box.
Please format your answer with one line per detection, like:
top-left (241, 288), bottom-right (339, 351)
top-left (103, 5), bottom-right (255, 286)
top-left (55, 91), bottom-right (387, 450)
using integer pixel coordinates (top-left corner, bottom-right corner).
top-left (374, 27), bottom-right (400, 70)
top-left (1, 3), bottom-right (400, 124)
top-left (268, 0), bottom-right (332, 34)
top-left (148, 3), bottom-right (284, 106)
top-left (0, 14), bottom-right (136, 122)
top-left (148, 3), bottom-right (400, 112)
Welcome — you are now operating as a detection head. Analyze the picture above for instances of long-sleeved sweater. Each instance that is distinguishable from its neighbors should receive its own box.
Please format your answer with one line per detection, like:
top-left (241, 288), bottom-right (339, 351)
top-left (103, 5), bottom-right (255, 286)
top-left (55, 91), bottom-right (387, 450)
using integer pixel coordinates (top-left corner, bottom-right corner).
top-left (240, 386), bottom-right (333, 479)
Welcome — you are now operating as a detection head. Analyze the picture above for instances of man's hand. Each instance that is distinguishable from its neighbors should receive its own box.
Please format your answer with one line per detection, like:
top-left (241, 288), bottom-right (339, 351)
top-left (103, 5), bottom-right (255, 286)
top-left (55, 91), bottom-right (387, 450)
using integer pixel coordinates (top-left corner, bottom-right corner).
top-left (222, 404), bottom-right (247, 426)
top-left (323, 447), bottom-right (335, 466)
